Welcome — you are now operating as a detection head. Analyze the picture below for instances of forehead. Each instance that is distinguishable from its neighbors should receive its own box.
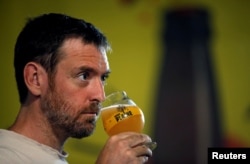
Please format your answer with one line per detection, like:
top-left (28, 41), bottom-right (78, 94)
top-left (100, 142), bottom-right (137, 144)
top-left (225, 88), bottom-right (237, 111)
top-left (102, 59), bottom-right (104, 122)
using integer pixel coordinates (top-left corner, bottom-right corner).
top-left (58, 38), bottom-right (110, 71)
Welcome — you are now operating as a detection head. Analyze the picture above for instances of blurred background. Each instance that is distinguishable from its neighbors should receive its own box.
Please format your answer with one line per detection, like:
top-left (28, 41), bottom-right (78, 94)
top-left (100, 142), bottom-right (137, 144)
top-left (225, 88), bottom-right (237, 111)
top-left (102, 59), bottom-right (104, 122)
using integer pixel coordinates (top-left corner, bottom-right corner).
top-left (0, 0), bottom-right (249, 163)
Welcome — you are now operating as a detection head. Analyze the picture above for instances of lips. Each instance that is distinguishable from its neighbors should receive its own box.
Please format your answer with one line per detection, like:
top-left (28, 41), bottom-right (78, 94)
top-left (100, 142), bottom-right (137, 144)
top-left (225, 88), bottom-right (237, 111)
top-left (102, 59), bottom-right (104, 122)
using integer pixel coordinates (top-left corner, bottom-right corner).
top-left (83, 111), bottom-right (98, 117)
top-left (80, 103), bottom-right (101, 116)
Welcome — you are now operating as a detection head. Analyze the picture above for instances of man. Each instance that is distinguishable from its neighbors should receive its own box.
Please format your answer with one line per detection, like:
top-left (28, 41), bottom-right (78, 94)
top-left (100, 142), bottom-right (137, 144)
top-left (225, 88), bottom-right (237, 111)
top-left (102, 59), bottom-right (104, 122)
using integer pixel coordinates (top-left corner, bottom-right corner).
top-left (0, 13), bottom-right (152, 163)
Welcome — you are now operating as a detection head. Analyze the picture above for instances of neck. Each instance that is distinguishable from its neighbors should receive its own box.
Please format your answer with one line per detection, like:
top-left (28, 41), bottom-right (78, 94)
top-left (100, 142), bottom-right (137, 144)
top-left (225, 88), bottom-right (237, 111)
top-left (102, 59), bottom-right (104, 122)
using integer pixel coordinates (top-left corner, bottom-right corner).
top-left (9, 98), bottom-right (67, 152)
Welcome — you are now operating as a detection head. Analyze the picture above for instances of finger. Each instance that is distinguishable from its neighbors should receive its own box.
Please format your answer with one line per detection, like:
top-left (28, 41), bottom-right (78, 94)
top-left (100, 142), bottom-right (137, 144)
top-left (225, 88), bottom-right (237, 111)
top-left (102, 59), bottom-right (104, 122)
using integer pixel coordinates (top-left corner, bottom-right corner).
top-left (110, 132), bottom-right (152, 148)
top-left (121, 144), bottom-right (152, 164)
top-left (118, 132), bottom-right (152, 146)
top-left (129, 134), bottom-right (152, 148)
top-left (132, 143), bottom-right (153, 158)
top-left (137, 156), bottom-right (149, 163)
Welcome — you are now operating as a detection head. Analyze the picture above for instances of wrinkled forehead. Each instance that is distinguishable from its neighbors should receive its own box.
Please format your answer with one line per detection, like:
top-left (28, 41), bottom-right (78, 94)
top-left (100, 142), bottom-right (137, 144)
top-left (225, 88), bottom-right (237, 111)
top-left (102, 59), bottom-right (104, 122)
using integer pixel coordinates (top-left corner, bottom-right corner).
top-left (58, 37), bottom-right (110, 70)
top-left (98, 46), bottom-right (109, 66)
top-left (59, 37), bottom-right (109, 58)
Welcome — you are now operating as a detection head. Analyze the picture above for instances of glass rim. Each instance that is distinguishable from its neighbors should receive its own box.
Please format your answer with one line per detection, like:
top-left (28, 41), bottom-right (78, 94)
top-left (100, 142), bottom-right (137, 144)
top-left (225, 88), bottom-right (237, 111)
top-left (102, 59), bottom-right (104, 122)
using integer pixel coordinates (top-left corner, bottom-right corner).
top-left (101, 91), bottom-right (129, 108)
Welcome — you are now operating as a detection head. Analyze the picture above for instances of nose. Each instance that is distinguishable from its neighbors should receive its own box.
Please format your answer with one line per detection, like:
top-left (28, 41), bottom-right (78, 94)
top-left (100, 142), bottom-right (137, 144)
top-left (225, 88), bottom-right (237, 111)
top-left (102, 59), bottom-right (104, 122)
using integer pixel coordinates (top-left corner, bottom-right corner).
top-left (90, 78), bottom-right (105, 102)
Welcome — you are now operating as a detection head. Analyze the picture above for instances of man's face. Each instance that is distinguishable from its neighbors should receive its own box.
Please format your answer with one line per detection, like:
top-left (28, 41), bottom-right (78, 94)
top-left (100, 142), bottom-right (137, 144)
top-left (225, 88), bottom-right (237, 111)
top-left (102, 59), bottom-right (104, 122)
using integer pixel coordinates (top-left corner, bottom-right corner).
top-left (41, 38), bottom-right (110, 138)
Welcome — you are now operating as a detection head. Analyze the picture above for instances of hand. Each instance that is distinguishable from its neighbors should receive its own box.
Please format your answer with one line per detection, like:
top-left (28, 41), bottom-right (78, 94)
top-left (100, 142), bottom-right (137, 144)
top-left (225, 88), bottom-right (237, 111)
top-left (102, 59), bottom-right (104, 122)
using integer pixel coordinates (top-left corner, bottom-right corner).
top-left (96, 132), bottom-right (153, 164)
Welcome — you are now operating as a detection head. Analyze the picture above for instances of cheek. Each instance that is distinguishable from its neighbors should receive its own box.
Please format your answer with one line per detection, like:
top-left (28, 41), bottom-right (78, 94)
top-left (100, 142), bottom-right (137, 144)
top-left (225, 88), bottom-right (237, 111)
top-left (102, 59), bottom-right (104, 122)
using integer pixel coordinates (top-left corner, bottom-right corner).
top-left (57, 84), bottom-right (86, 106)
top-left (54, 76), bottom-right (75, 95)
top-left (53, 76), bottom-right (88, 106)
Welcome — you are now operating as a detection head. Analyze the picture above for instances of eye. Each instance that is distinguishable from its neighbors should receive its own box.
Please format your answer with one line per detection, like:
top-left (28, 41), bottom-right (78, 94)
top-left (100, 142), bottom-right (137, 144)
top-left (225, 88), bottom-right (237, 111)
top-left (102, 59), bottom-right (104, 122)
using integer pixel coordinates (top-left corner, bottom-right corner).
top-left (79, 72), bottom-right (90, 81)
top-left (101, 74), bottom-right (109, 85)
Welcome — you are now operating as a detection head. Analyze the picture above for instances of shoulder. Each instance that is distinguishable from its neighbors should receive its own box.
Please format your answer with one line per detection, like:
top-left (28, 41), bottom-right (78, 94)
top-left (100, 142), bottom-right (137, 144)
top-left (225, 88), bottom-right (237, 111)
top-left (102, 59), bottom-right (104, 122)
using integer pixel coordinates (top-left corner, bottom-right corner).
top-left (0, 148), bottom-right (22, 163)
top-left (0, 129), bottom-right (69, 164)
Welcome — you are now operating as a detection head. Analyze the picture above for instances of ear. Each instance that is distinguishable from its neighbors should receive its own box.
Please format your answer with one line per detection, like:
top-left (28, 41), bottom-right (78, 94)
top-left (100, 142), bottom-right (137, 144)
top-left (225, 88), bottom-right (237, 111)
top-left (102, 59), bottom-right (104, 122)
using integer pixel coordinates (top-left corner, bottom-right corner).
top-left (23, 62), bottom-right (47, 96)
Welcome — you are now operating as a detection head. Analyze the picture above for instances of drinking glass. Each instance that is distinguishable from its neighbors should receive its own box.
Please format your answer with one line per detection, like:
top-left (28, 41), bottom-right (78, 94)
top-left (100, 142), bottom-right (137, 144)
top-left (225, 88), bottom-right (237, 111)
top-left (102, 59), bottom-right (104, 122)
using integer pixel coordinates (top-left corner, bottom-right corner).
top-left (101, 91), bottom-right (157, 150)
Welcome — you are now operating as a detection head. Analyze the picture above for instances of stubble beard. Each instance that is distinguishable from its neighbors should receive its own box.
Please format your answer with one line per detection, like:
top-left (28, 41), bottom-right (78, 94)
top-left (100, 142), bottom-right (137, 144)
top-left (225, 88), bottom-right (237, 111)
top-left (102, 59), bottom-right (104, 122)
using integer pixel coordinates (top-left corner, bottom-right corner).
top-left (40, 88), bottom-right (100, 139)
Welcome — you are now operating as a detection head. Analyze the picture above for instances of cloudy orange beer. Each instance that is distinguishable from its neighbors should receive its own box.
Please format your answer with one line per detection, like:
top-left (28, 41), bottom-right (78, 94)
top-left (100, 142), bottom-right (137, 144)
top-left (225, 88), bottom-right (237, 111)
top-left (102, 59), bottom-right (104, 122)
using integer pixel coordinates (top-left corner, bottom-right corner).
top-left (101, 104), bottom-right (145, 136)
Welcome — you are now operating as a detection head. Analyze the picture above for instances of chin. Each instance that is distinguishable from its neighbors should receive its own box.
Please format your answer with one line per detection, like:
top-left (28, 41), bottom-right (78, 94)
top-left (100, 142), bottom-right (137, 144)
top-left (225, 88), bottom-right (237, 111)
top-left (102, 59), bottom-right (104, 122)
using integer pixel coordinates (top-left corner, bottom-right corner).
top-left (70, 125), bottom-right (96, 139)
top-left (71, 130), bottom-right (95, 139)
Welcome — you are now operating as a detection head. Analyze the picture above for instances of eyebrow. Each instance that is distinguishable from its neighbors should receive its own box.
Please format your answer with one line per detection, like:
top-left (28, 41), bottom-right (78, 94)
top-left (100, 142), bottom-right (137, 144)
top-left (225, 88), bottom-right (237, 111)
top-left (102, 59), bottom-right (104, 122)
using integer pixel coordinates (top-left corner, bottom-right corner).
top-left (78, 66), bottom-right (111, 75)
